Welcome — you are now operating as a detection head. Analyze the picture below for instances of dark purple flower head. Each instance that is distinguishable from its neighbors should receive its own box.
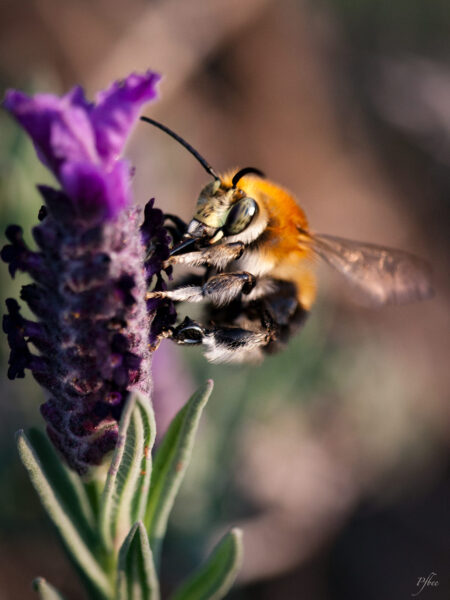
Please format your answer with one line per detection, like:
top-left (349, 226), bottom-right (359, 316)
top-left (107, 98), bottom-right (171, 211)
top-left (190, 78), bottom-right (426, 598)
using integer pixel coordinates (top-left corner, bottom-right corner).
top-left (2, 72), bottom-right (175, 474)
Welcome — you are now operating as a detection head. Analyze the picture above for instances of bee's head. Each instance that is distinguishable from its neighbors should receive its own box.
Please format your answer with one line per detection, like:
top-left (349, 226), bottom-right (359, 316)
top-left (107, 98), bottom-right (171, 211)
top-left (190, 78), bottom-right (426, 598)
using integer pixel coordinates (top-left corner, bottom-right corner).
top-left (139, 118), bottom-right (266, 253)
top-left (186, 168), bottom-right (264, 246)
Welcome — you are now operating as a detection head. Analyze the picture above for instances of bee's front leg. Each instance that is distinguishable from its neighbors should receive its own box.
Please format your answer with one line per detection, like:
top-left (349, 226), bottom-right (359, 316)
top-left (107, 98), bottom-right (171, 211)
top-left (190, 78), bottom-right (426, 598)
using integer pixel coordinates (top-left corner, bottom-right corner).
top-left (165, 242), bottom-right (245, 270)
top-left (147, 271), bottom-right (256, 306)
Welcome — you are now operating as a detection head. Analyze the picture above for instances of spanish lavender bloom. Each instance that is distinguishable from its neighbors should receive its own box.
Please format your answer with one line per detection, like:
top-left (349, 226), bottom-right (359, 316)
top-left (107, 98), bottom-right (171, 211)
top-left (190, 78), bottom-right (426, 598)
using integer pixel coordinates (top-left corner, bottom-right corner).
top-left (1, 72), bottom-right (175, 474)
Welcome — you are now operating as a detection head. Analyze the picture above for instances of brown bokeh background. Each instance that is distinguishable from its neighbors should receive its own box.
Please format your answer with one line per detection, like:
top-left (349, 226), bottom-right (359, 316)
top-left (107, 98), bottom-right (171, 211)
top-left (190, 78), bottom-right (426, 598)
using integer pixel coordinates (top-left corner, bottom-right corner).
top-left (0, 1), bottom-right (449, 598)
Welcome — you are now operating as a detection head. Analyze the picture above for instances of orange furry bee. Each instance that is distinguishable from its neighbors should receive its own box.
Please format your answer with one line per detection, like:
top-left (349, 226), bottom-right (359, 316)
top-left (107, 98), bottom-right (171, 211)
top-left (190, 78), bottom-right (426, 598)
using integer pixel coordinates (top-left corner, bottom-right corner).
top-left (142, 117), bottom-right (433, 363)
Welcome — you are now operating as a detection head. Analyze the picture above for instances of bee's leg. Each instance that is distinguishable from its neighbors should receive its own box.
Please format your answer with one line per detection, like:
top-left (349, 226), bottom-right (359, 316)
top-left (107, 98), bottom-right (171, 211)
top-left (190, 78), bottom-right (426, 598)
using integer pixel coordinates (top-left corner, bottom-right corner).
top-left (167, 279), bottom-right (311, 363)
top-left (165, 242), bottom-right (245, 270)
top-left (147, 272), bottom-right (256, 306)
top-left (170, 317), bottom-right (270, 363)
top-left (173, 304), bottom-right (308, 363)
top-left (201, 278), bottom-right (309, 361)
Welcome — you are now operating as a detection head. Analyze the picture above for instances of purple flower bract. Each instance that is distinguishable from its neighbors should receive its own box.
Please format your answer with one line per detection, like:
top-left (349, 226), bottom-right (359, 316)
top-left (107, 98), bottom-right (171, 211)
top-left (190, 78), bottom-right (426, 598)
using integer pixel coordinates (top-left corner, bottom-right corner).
top-left (1, 71), bottom-right (175, 473)
top-left (4, 72), bottom-right (160, 220)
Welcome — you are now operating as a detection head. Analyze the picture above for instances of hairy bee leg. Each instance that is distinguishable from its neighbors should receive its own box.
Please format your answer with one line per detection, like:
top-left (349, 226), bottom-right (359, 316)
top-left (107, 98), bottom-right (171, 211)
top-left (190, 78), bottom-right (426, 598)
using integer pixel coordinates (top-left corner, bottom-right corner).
top-left (202, 272), bottom-right (256, 305)
top-left (164, 242), bottom-right (245, 270)
top-left (170, 317), bottom-right (270, 363)
top-left (147, 272), bottom-right (256, 306)
top-left (202, 326), bottom-right (269, 364)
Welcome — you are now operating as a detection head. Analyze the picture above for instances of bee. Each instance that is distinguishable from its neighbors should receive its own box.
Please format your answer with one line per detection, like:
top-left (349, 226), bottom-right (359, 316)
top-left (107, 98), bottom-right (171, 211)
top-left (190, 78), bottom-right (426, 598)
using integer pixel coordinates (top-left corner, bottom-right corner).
top-left (142, 117), bottom-right (433, 364)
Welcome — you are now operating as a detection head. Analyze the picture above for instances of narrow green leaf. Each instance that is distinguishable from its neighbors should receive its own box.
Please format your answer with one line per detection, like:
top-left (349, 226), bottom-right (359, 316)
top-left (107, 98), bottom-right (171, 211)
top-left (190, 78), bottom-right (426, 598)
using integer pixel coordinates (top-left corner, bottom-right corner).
top-left (100, 391), bottom-right (156, 551)
top-left (131, 400), bottom-right (156, 524)
top-left (28, 428), bottom-right (96, 541)
top-left (170, 529), bottom-right (243, 600)
top-left (83, 477), bottom-right (103, 522)
top-left (145, 380), bottom-right (213, 563)
top-left (17, 431), bottom-right (112, 600)
top-left (33, 577), bottom-right (65, 600)
top-left (117, 521), bottom-right (160, 600)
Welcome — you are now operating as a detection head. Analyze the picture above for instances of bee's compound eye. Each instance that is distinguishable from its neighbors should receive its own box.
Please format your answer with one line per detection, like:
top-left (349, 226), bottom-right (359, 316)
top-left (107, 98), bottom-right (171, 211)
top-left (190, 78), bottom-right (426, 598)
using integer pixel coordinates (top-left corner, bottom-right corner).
top-left (224, 198), bottom-right (258, 235)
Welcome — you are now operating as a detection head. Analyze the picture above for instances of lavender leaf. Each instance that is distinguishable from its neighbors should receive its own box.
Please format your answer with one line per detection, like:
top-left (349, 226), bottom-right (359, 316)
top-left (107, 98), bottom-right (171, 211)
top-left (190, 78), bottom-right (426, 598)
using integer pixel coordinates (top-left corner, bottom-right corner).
top-left (145, 380), bottom-right (214, 565)
top-left (28, 428), bottom-right (96, 539)
top-left (116, 521), bottom-right (160, 600)
top-left (33, 577), bottom-right (65, 600)
top-left (99, 391), bottom-right (156, 552)
top-left (170, 529), bottom-right (243, 600)
top-left (17, 431), bottom-right (112, 599)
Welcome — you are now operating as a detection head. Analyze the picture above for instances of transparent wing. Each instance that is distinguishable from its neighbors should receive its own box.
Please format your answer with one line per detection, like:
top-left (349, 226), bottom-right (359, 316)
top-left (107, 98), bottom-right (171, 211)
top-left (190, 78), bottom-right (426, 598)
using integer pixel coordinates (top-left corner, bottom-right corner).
top-left (305, 233), bottom-right (434, 307)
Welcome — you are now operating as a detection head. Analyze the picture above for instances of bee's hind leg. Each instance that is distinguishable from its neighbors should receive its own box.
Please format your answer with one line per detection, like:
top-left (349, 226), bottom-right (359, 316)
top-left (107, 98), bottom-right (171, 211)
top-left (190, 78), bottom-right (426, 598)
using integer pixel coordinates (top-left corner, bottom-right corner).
top-left (170, 316), bottom-right (271, 364)
top-left (167, 279), bottom-right (311, 363)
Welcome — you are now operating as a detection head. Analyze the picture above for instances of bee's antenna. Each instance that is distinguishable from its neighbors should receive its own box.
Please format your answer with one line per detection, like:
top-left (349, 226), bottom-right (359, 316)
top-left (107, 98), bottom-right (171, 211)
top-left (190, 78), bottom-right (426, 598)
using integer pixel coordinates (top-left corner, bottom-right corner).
top-left (140, 116), bottom-right (220, 180)
top-left (232, 167), bottom-right (265, 188)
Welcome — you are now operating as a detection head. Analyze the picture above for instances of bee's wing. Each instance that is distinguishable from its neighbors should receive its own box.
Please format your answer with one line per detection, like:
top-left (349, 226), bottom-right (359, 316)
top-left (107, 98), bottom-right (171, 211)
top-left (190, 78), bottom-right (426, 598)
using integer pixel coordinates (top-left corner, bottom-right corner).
top-left (304, 232), bottom-right (434, 307)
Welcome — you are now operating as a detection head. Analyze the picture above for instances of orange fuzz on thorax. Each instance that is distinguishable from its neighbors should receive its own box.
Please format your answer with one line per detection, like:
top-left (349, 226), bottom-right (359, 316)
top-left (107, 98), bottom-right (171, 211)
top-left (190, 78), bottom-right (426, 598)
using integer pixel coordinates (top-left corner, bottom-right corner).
top-left (222, 172), bottom-right (317, 310)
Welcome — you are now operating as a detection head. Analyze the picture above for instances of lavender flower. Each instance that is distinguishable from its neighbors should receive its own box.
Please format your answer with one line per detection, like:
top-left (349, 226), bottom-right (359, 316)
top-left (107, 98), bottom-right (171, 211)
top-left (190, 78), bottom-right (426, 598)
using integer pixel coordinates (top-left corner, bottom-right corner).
top-left (1, 72), bottom-right (175, 474)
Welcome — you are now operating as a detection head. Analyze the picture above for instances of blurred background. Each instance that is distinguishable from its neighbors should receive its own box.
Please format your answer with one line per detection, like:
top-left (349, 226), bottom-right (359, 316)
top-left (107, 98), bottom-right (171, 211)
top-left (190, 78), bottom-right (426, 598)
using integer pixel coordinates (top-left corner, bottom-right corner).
top-left (0, 0), bottom-right (449, 598)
